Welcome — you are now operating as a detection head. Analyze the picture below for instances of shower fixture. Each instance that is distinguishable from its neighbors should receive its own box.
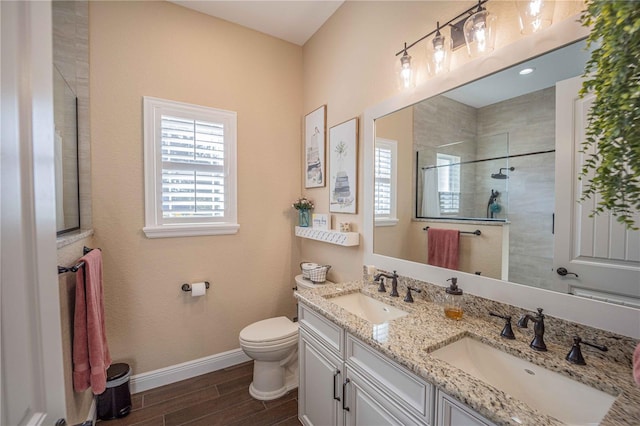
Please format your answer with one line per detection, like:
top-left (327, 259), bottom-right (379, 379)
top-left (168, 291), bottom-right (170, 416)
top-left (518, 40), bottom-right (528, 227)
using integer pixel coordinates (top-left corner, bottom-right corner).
top-left (487, 189), bottom-right (501, 218)
top-left (491, 167), bottom-right (515, 179)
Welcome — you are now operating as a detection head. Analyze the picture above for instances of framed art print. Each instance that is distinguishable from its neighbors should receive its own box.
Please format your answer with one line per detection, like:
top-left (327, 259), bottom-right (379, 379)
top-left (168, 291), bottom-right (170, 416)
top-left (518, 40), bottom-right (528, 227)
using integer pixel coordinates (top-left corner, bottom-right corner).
top-left (304, 105), bottom-right (326, 188)
top-left (329, 117), bottom-right (358, 214)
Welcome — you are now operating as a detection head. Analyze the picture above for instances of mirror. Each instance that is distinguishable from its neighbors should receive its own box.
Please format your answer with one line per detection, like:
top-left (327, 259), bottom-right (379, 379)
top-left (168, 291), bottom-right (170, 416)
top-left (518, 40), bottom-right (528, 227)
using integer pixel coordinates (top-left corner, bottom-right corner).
top-left (53, 66), bottom-right (80, 235)
top-left (372, 38), bottom-right (640, 305)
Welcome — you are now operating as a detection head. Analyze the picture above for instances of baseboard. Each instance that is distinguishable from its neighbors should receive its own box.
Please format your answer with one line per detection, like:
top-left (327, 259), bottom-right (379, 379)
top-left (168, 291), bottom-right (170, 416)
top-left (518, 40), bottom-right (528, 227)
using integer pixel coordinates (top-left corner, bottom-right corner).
top-left (129, 348), bottom-right (251, 394)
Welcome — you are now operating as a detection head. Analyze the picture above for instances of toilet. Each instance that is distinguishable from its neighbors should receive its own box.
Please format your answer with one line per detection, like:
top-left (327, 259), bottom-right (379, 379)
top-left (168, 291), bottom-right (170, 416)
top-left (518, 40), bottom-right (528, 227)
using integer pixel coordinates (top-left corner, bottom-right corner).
top-left (239, 274), bottom-right (333, 401)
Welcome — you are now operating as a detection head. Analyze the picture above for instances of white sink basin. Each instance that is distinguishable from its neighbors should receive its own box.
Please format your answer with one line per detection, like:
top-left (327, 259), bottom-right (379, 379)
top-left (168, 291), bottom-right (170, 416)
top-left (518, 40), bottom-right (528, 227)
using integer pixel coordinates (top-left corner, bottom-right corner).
top-left (430, 337), bottom-right (616, 425)
top-left (328, 292), bottom-right (408, 324)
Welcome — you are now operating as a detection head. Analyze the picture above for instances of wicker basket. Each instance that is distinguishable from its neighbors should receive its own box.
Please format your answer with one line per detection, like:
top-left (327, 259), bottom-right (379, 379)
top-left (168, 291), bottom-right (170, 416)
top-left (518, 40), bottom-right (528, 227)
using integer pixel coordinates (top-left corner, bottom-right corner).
top-left (300, 262), bottom-right (331, 283)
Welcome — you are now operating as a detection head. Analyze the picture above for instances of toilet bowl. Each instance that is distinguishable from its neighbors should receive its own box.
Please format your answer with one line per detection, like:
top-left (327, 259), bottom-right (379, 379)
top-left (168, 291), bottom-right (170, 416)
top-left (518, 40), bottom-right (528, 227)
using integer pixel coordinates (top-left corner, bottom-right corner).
top-left (239, 274), bottom-right (333, 400)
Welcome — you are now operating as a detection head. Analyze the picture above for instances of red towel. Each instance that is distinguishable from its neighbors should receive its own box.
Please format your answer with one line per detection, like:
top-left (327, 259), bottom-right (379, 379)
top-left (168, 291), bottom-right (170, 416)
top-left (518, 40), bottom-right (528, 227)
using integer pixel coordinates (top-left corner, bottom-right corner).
top-left (73, 249), bottom-right (111, 394)
top-left (634, 343), bottom-right (640, 386)
top-left (428, 228), bottom-right (460, 270)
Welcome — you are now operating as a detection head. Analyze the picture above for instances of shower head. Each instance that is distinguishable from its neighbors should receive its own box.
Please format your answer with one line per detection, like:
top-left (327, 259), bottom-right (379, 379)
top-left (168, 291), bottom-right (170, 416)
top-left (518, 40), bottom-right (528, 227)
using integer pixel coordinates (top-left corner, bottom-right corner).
top-left (491, 167), bottom-right (515, 179)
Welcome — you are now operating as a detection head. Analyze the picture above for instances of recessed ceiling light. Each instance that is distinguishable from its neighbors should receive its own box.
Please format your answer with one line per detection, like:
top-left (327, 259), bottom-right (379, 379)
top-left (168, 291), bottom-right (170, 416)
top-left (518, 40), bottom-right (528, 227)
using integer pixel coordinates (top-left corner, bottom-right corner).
top-left (519, 67), bottom-right (535, 75)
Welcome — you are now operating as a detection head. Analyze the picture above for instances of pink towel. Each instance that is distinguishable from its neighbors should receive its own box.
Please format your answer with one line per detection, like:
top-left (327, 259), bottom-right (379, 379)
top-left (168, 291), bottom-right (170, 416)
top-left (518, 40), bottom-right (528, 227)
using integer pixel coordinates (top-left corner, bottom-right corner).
top-left (73, 249), bottom-right (111, 394)
top-left (428, 228), bottom-right (460, 270)
top-left (634, 343), bottom-right (640, 386)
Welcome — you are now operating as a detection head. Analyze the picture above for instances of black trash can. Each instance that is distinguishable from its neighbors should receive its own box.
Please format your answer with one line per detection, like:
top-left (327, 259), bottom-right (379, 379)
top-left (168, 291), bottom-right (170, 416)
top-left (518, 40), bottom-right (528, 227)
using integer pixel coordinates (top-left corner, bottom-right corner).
top-left (97, 363), bottom-right (132, 420)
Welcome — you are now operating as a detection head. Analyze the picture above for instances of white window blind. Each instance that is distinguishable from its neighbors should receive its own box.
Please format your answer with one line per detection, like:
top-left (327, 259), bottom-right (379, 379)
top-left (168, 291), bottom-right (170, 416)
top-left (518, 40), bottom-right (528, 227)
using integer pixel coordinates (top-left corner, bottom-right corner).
top-left (161, 115), bottom-right (225, 218)
top-left (143, 97), bottom-right (238, 238)
top-left (375, 138), bottom-right (398, 226)
top-left (436, 153), bottom-right (461, 214)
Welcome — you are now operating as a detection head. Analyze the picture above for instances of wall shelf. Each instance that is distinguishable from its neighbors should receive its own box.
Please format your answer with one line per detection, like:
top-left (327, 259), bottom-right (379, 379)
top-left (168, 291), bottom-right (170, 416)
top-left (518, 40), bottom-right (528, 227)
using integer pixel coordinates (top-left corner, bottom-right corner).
top-left (295, 226), bottom-right (360, 247)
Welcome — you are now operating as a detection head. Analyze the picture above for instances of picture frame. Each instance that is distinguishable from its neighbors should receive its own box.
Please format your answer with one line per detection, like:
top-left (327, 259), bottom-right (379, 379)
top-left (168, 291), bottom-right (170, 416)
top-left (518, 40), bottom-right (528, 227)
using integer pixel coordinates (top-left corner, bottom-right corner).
top-left (304, 105), bottom-right (326, 188)
top-left (312, 213), bottom-right (329, 230)
top-left (329, 117), bottom-right (358, 214)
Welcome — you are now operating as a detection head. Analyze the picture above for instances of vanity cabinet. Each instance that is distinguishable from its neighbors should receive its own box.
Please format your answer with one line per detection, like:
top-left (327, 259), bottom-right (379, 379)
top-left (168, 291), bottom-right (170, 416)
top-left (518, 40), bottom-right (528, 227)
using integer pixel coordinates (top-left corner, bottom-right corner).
top-left (298, 302), bottom-right (433, 426)
top-left (344, 366), bottom-right (425, 426)
top-left (299, 330), bottom-right (344, 426)
top-left (435, 390), bottom-right (496, 426)
top-left (298, 304), bottom-right (345, 426)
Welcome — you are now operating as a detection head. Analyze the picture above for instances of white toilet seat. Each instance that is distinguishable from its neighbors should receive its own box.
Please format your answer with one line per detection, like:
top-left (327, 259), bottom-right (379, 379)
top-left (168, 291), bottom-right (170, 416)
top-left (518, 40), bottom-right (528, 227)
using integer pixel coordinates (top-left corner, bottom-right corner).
top-left (239, 316), bottom-right (298, 343)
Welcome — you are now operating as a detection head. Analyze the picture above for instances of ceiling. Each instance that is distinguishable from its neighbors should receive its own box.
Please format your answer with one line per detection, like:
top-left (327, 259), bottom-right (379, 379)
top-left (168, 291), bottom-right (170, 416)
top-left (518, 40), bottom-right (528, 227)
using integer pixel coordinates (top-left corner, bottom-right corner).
top-left (168, 0), bottom-right (345, 46)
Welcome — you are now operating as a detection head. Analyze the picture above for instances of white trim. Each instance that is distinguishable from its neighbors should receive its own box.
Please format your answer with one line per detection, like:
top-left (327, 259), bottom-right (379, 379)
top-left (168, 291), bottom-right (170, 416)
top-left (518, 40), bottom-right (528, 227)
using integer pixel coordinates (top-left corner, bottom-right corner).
top-left (375, 218), bottom-right (399, 227)
top-left (129, 348), bottom-right (251, 394)
top-left (143, 223), bottom-right (240, 238)
top-left (364, 16), bottom-right (640, 339)
top-left (142, 96), bottom-right (238, 238)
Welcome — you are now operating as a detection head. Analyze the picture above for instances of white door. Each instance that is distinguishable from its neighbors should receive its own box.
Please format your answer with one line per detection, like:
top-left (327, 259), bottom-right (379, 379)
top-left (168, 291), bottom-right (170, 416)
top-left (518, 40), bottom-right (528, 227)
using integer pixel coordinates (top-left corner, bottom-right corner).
top-left (1, 1), bottom-right (67, 424)
top-left (554, 76), bottom-right (640, 305)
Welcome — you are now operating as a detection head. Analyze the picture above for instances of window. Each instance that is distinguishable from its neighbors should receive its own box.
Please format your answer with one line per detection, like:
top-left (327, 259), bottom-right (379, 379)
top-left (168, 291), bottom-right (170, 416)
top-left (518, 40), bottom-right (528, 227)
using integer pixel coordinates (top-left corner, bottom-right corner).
top-left (436, 153), bottom-right (460, 214)
top-left (374, 138), bottom-right (398, 226)
top-left (143, 97), bottom-right (238, 238)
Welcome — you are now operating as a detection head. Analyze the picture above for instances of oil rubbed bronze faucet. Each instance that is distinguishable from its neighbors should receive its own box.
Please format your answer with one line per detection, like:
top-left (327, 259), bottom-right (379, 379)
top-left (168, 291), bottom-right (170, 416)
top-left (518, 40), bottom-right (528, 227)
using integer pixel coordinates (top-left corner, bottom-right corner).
top-left (517, 308), bottom-right (547, 351)
top-left (374, 270), bottom-right (399, 297)
top-left (566, 335), bottom-right (608, 365)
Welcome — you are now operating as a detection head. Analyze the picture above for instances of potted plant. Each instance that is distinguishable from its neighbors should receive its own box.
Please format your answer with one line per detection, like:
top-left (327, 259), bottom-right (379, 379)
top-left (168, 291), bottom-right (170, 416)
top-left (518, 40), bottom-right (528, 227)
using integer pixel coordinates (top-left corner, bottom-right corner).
top-left (292, 197), bottom-right (314, 227)
top-left (580, 1), bottom-right (640, 230)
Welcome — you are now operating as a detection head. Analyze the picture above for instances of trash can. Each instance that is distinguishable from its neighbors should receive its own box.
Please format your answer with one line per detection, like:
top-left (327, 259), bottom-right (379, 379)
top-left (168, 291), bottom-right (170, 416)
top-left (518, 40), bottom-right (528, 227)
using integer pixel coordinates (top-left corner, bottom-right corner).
top-left (97, 363), bottom-right (132, 420)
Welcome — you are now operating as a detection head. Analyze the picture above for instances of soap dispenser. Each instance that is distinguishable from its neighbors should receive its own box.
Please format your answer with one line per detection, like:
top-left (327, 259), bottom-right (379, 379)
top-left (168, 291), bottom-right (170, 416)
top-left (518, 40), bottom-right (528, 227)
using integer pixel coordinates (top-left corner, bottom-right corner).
top-left (444, 277), bottom-right (464, 320)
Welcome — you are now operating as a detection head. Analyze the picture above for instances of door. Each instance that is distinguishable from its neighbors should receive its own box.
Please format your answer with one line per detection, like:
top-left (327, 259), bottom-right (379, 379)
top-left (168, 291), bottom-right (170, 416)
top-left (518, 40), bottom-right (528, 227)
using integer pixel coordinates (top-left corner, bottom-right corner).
top-left (554, 76), bottom-right (640, 304)
top-left (435, 391), bottom-right (493, 426)
top-left (1, 1), bottom-right (67, 424)
top-left (299, 330), bottom-right (343, 426)
top-left (343, 367), bottom-right (423, 426)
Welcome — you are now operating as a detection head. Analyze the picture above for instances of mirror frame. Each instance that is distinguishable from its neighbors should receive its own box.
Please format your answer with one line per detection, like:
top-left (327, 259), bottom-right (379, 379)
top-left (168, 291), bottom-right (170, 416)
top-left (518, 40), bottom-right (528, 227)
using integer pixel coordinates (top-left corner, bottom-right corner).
top-left (363, 15), bottom-right (640, 338)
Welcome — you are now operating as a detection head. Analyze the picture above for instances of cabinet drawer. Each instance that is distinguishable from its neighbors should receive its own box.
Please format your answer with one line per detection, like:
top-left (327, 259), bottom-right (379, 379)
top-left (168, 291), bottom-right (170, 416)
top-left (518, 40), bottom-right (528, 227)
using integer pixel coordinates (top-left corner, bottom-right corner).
top-left (299, 302), bottom-right (344, 357)
top-left (347, 334), bottom-right (433, 423)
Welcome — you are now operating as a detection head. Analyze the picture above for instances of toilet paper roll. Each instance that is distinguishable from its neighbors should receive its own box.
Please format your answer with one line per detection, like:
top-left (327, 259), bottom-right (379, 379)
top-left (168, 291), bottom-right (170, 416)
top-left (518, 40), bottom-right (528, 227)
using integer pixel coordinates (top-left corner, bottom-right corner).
top-left (191, 282), bottom-right (207, 297)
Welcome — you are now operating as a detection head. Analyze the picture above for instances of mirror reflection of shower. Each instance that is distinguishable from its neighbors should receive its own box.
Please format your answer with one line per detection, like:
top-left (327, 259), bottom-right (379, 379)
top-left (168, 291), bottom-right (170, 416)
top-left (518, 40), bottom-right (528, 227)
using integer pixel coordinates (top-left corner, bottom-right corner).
top-left (487, 189), bottom-right (502, 218)
top-left (491, 167), bottom-right (515, 179)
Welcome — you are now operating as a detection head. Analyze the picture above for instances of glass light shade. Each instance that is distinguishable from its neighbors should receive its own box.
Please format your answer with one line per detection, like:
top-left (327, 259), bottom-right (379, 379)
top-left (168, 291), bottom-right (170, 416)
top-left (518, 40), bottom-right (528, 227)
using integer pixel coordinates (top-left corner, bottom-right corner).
top-left (463, 8), bottom-right (497, 57)
top-left (515, 0), bottom-right (555, 35)
top-left (396, 51), bottom-right (415, 90)
top-left (427, 31), bottom-right (452, 76)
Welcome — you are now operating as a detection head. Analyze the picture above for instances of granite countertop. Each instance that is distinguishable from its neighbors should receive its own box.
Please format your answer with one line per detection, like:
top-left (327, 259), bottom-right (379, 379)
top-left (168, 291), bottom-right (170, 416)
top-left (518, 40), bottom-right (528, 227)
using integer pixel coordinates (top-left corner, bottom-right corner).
top-left (295, 280), bottom-right (640, 426)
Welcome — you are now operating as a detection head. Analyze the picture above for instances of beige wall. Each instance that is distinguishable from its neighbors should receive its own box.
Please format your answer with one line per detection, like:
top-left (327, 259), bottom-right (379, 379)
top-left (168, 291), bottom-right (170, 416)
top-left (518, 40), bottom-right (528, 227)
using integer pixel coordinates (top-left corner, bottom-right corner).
top-left (90, 1), bottom-right (302, 374)
top-left (374, 106), bottom-right (414, 261)
top-left (301, 0), bottom-right (584, 282)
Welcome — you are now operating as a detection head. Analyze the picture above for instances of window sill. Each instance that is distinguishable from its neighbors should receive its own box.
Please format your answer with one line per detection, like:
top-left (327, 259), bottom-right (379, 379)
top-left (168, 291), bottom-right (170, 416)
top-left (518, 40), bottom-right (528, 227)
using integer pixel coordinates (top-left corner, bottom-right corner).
top-left (143, 223), bottom-right (239, 239)
top-left (375, 218), bottom-right (399, 227)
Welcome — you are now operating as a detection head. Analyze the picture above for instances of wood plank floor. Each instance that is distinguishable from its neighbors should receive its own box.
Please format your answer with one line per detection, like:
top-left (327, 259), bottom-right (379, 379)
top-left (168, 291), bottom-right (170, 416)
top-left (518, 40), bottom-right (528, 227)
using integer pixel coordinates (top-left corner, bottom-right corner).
top-left (99, 362), bottom-right (301, 426)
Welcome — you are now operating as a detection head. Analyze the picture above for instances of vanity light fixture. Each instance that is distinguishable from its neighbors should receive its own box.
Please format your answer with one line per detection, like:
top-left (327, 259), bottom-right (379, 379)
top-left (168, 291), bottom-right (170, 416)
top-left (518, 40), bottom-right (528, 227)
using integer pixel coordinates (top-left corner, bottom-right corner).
top-left (515, 0), bottom-right (555, 35)
top-left (397, 43), bottom-right (415, 90)
top-left (427, 22), bottom-right (452, 76)
top-left (394, 0), bottom-right (494, 84)
top-left (463, 1), bottom-right (498, 57)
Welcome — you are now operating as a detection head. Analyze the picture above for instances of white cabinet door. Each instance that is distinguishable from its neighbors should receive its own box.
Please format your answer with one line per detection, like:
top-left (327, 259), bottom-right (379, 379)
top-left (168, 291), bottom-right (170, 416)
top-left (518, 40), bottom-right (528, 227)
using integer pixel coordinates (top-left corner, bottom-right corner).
top-left (344, 367), bottom-right (425, 426)
top-left (299, 329), bottom-right (344, 426)
top-left (555, 76), bottom-right (640, 304)
top-left (436, 391), bottom-right (494, 426)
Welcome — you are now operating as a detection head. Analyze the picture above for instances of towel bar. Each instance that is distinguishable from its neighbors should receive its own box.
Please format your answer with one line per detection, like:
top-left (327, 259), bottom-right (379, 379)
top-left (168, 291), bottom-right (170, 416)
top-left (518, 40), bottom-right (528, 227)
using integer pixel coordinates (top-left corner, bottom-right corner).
top-left (57, 246), bottom-right (100, 274)
top-left (423, 227), bottom-right (481, 236)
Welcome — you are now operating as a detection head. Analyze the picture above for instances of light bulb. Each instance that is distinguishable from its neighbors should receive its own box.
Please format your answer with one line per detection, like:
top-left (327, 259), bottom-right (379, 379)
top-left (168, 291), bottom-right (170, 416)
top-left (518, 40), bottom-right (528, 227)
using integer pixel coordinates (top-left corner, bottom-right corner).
top-left (397, 50), bottom-right (415, 90)
top-left (463, 5), bottom-right (497, 57)
top-left (427, 23), bottom-right (451, 76)
top-left (515, 0), bottom-right (554, 35)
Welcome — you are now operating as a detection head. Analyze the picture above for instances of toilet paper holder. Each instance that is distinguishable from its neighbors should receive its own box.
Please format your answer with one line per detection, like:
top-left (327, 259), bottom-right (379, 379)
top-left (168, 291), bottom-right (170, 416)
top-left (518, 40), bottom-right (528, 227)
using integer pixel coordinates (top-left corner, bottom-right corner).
top-left (181, 282), bottom-right (210, 292)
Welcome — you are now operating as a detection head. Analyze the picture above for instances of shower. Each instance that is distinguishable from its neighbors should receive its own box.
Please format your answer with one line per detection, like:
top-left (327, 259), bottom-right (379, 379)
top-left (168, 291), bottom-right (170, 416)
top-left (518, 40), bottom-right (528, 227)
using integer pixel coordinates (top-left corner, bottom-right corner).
top-left (491, 167), bottom-right (515, 179)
